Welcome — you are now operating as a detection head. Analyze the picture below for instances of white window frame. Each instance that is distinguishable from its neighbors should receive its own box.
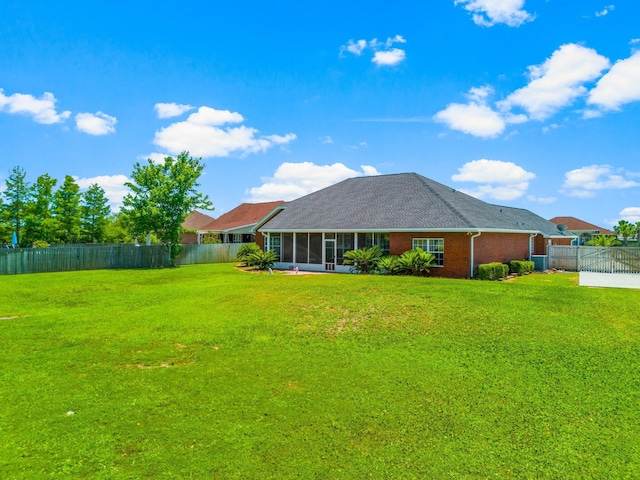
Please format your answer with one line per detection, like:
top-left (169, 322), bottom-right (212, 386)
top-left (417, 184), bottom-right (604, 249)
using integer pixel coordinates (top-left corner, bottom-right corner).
top-left (412, 238), bottom-right (444, 267)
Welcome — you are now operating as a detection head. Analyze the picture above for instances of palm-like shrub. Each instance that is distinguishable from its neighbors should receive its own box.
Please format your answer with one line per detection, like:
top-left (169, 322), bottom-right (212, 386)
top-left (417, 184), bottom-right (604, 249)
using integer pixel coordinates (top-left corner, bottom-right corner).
top-left (236, 243), bottom-right (261, 265)
top-left (585, 235), bottom-right (621, 247)
top-left (396, 248), bottom-right (436, 276)
top-left (342, 246), bottom-right (383, 274)
top-left (377, 255), bottom-right (400, 275)
top-left (246, 249), bottom-right (277, 270)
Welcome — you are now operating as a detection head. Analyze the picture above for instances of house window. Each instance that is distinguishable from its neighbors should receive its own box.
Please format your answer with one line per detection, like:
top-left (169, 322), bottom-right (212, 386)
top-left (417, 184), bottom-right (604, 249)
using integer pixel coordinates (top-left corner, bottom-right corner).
top-left (357, 233), bottom-right (390, 256)
top-left (412, 238), bottom-right (444, 266)
top-left (270, 234), bottom-right (281, 261)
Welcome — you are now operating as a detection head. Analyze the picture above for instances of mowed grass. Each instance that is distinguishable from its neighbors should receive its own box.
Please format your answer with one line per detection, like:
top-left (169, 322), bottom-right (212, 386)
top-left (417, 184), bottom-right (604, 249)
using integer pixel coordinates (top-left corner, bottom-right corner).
top-left (1, 265), bottom-right (639, 478)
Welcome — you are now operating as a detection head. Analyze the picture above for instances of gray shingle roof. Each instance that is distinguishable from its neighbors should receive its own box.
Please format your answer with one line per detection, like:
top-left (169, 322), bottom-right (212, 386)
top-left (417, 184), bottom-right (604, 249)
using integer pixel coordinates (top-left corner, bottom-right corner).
top-left (259, 173), bottom-right (569, 237)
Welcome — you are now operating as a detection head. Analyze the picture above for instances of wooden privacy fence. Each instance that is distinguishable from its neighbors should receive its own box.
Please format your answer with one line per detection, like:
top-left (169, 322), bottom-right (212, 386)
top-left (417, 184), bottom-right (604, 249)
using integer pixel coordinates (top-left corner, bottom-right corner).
top-left (176, 243), bottom-right (243, 265)
top-left (0, 243), bottom-right (247, 275)
top-left (0, 245), bottom-right (170, 274)
top-left (548, 246), bottom-right (640, 273)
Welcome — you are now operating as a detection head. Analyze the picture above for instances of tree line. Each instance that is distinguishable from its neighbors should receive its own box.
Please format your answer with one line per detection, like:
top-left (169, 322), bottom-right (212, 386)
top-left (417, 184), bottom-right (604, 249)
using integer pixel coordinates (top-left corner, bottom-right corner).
top-left (1, 151), bottom-right (212, 261)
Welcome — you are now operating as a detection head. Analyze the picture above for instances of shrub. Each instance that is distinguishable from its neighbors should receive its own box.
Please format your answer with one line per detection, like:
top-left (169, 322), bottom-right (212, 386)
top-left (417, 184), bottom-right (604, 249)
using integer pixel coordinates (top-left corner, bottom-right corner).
top-left (201, 236), bottom-right (221, 244)
top-left (236, 243), bottom-right (261, 265)
top-left (377, 255), bottom-right (400, 275)
top-left (509, 260), bottom-right (534, 276)
top-left (32, 240), bottom-right (50, 248)
top-left (396, 248), bottom-right (436, 276)
top-left (475, 262), bottom-right (509, 280)
top-left (342, 246), bottom-right (383, 274)
top-left (246, 249), bottom-right (277, 270)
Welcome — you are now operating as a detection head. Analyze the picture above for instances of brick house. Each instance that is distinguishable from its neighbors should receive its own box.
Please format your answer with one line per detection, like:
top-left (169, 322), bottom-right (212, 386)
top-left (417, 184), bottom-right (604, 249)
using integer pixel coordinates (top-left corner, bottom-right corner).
top-left (182, 201), bottom-right (285, 244)
top-left (549, 216), bottom-right (616, 245)
top-left (256, 173), bottom-right (574, 278)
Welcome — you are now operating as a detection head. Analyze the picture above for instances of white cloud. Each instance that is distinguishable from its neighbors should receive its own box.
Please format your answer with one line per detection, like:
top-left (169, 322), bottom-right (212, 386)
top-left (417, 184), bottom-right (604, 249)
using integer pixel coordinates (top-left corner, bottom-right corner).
top-left (588, 51), bottom-right (640, 111)
top-left (498, 44), bottom-right (610, 121)
top-left (452, 159), bottom-right (535, 201)
top-left (434, 87), bottom-right (506, 138)
top-left (631, 39), bottom-right (640, 45)
top-left (562, 164), bottom-right (640, 197)
top-left (0, 89), bottom-right (71, 124)
top-left (342, 39), bottom-right (367, 56)
top-left (454, 0), bottom-right (534, 27)
top-left (138, 152), bottom-right (170, 163)
top-left (341, 35), bottom-right (407, 67)
top-left (319, 136), bottom-right (333, 144)
top-left (619, 207), bottom-right (640, 223)
top-left (245, 162), bottom-right (380, 202)
top-left (154, 102), bottom-right (194, 119)
top-left (595, 5), bottom-right (614, 17)
top-left (75, 174), bottom-right (130, 211)
top-left (186, 106), bottom-right (244, 125)
top-left (372, 48), bottom-right (406, 67)
top-left (75, 111), bottom-right (117, 135)
top-left (153, 106), bottom-right (296, 158)
top-left (527, 195), bottom-right (557, 204)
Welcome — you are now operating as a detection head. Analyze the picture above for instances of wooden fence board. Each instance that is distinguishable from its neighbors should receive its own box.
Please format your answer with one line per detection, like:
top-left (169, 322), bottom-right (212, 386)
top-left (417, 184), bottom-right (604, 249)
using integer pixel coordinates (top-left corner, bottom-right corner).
top-left (0, 243), bottom-right (245, 275)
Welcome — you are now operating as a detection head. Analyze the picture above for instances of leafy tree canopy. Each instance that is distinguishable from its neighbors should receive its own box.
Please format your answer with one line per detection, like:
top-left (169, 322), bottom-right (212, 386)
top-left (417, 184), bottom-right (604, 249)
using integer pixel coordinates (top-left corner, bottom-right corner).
top-left (122, 151), bottom-right (212, 263)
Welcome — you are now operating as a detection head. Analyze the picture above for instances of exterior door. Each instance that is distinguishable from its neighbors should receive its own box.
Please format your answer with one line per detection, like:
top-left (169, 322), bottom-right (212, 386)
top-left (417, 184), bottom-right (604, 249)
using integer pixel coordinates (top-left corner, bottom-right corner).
top-left (324, 238), bottom-right (336, 271)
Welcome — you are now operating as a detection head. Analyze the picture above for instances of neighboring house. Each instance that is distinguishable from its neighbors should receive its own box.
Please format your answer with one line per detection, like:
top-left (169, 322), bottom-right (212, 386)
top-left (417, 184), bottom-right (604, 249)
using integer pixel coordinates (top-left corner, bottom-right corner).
top-left (183, 201), bottom-right (285, 244)
top-left (181, 210), bottom-right (216, 244)
top-left (549, 216), bottom-right (616, 245)
top-left (257, 173), bottom-right (574, 278)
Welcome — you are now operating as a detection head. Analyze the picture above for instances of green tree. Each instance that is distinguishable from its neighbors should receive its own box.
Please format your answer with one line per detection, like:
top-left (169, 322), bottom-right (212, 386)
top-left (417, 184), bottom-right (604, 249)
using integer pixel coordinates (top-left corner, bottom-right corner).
top-left (53, 175), bottom-right (82, 243)
top-left (23, 173), bottom-right (58, 246)
top-left (122, 151), bottom-right (213, 264)
top-left (3, 166), bottom-right (31, 246)
top-left (614, 220), bottom-right (635, 246)
top-left (585, 234), bottom-right (621, 247)
top-left (81, 184), bottom-right (111, 242)
top-left (635, 222), bottom-right (640, 247)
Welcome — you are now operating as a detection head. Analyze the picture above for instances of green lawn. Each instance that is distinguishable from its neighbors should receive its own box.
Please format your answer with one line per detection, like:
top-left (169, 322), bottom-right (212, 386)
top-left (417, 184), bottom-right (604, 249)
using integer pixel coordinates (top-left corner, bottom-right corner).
top-left (1, 265), bottom-right (639, 478)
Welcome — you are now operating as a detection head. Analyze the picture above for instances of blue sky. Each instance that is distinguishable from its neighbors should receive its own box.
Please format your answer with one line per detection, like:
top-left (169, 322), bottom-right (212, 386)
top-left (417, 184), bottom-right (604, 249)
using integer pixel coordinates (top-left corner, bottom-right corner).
top-left (1, 1), bottom-right (639, 228)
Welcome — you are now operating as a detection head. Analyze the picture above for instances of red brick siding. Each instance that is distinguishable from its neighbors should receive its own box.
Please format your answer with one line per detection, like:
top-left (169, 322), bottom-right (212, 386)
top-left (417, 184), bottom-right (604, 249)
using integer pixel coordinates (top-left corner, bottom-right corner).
top-left (180, 232), bottom-right (198, 244)
top-left (533, 235), bottom-right (572, 254)
top-left (473, 232), bottom-right (530, 265)
top-left (255, 231), bottom-right (266, 249)
top-left (390, 232), bottom-right (472, 278)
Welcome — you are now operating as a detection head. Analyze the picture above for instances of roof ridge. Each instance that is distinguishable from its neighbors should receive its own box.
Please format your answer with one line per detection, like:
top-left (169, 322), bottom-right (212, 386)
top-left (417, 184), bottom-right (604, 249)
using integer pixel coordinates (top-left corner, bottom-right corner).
top-left (414, 174), bottom-right (475, 228)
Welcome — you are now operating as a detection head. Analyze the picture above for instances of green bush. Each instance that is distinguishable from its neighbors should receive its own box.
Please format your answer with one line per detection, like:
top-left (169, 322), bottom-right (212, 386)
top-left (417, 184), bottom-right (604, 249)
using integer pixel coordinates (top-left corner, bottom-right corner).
top-left (246, 249), bottom-right (277, 270)
top-left (342, 246), bottom-right (383, 274)
top-left (236, 243), bottom-right (261, 265)
top-left (397, 248), bottom-right (436, 276)
top-left (201, 235), bottom-right (221, 244)
top-left (509, 260), bottom-right (534, 275)
top-left (32, 240), bottom-right (50, 248)
top-left (475, 262), bottom-right (509, 280)
top-left (377, 255), bottom-right (400, 275)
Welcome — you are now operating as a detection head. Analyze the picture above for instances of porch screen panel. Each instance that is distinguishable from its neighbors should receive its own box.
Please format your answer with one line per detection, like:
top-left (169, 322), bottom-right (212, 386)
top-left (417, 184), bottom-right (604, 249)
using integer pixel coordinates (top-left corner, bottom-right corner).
top-left (282, 233), bottom-right (294, 262)
top-left (336, 233), bottom-right (353, 265)
top-left (308, 233), bottom-right (322, 264)
top-left (296, 233), bottom-right (309, 263)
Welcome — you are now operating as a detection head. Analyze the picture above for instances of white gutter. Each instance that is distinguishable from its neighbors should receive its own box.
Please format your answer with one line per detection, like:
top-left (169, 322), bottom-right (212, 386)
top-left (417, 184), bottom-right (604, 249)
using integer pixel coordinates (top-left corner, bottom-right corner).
top-left (258, 227), bottom-right (548, 234)
top-left (468, 231), bottom-right (482, 278)
top-left (529, 233), bottom-right (538, 260)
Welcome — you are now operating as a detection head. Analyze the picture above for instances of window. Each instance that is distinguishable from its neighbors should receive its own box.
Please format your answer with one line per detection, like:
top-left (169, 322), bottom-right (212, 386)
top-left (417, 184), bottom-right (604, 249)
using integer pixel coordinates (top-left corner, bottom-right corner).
top-left (270, 234), bottom-right (281, 261)
top-left (412, 238), bottom-right (444, 266)
top-left (357, 232), bottom-right (390, 256)
top-left (296, 233), bottom-right (309, 263)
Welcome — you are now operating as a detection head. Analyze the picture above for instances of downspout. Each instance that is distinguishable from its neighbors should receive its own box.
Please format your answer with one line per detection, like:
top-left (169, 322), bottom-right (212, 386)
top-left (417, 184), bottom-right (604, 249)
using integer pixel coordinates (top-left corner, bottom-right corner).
top-left (468, 231), bottom-right (482, 278)
top-left (529, 233), bottom-right (538, 260)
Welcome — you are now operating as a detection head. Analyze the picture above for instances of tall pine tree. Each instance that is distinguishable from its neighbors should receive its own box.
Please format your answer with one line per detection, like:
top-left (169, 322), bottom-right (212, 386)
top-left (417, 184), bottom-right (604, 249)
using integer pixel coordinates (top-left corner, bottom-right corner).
top-left (53, 175), bottom-right (81, 243)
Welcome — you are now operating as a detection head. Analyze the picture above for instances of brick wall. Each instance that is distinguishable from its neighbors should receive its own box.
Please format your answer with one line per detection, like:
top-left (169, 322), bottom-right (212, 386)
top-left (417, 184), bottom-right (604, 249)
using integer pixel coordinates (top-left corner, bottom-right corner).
top-left (473, 232), bottom-right (530, 265)
top-left (533, 235), bottom-right (572, 254)
top-left (180, 232), bottom-right (198, 244)
top-left (390, 232), bottom-right (472, 278)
